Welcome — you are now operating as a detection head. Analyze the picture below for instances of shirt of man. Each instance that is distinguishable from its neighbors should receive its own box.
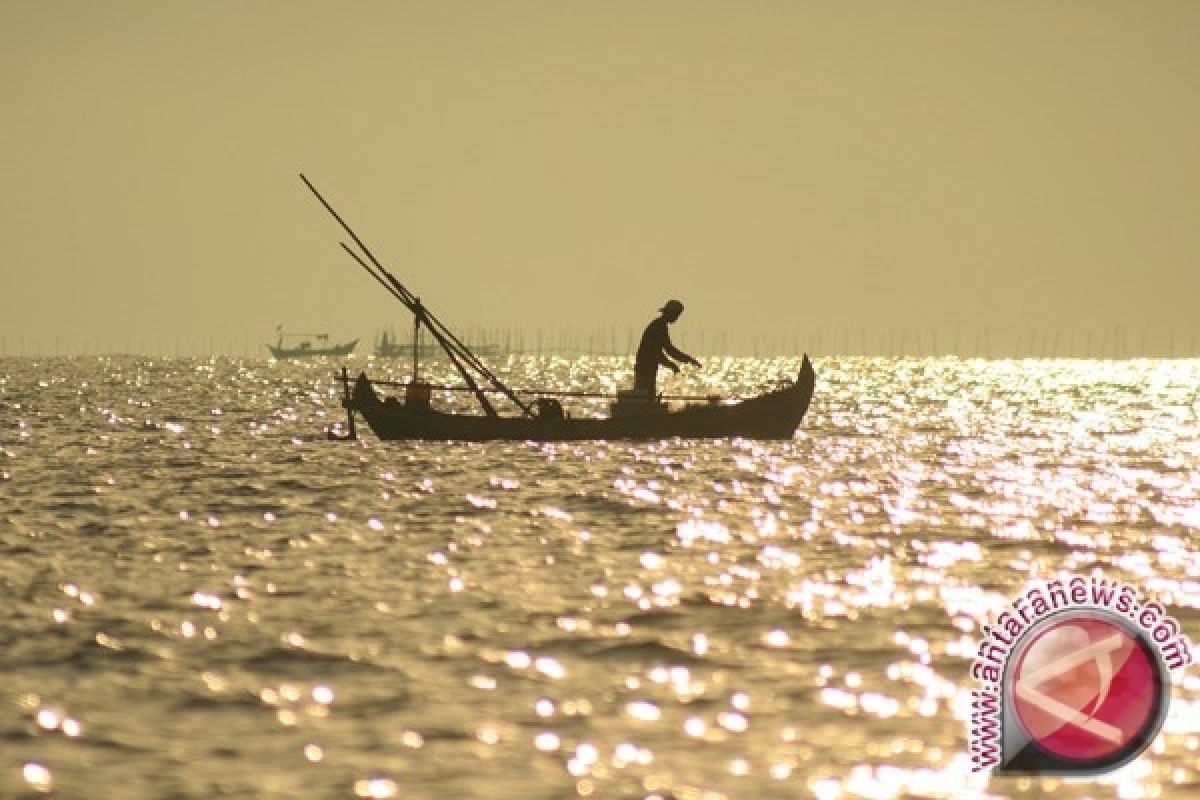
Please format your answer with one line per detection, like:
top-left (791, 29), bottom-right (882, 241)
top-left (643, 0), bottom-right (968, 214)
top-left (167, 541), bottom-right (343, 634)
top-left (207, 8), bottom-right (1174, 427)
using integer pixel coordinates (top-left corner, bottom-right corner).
top-left (634, 316), bottom-right (696, 391)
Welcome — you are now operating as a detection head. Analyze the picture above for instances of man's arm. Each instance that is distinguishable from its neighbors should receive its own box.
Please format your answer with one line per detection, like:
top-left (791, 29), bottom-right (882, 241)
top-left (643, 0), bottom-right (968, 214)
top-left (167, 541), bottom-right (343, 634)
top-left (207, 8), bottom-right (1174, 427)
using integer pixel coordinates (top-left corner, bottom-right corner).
top-left (663, 340), bottom-right (701, 367)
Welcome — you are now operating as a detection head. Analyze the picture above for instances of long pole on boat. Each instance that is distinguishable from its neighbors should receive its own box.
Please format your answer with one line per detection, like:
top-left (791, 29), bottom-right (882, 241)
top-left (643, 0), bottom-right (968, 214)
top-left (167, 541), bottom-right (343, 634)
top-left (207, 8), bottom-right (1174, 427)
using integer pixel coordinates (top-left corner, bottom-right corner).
top-left (305, 173), bottom-right (530, 416)
top-left (336, 241), bottom-right (498, 415)
top-left (359, 376), bottom-right (739, 401)
top-left (301, 174), bottom-right (534, 417)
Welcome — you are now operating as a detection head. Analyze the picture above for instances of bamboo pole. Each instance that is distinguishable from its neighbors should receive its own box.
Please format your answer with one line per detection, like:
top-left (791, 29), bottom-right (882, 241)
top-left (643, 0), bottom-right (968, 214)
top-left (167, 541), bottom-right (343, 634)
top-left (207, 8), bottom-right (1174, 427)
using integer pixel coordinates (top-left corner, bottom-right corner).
top-left (302, 174), bottom-right (533, 417)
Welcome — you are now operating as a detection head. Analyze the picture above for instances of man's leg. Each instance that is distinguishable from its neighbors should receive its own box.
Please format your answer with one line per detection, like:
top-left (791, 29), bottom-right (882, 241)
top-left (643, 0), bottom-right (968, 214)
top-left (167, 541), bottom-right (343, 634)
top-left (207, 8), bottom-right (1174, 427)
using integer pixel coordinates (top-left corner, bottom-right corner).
top-left (633, 364), bottom-right (657, 395)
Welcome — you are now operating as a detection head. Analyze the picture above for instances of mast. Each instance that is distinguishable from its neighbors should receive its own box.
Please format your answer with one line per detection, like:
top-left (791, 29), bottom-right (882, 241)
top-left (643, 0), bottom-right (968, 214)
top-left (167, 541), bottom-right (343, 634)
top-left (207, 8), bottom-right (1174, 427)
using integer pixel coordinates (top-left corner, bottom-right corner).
top-left (412, 298), bottom-right (421, 382)
top-left (337, 242), bottom-right (499, 415)
top-left (301, 174), bottom-right (534, 418)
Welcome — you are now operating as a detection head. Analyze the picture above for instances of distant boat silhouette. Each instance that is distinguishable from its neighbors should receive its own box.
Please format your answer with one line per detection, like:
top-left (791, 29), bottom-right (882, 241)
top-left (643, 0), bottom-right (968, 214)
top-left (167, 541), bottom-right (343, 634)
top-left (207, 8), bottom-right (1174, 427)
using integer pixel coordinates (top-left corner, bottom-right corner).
top-left (267, 328), bottom-right (358, 359)
top-left (375, 328), bottom-right (505, 359)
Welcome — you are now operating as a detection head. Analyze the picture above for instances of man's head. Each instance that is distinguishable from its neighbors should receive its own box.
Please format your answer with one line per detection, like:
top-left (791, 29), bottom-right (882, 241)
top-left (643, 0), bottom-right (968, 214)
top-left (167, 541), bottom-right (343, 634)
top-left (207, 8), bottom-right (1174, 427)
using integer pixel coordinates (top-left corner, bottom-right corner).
top-left (659, 299), bottom-right (684, 322)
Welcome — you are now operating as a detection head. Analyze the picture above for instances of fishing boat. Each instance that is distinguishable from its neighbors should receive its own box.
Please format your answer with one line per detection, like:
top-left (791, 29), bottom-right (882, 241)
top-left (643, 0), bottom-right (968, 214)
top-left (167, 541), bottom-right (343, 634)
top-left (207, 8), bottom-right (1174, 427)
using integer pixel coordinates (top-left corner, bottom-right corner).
top-left (267, 329), bottom-right (358, 359)
top-left (374, 329), bottom-right (506, 359)
top-left (299, 174), bottom-right (816, 442)
top-left (338, 360), bottom-right (813, 442)
top-left (375, 329), bottom-right (438, 359)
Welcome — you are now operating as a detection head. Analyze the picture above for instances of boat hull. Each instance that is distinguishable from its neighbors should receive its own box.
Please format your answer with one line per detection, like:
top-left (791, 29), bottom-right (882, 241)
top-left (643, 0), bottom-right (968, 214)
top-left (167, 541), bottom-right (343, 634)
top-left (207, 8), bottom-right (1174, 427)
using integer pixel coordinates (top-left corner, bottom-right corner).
top-left (346, 355), bottom-right (815, 442)
top-left (268, 339), bottom-right (359, 359)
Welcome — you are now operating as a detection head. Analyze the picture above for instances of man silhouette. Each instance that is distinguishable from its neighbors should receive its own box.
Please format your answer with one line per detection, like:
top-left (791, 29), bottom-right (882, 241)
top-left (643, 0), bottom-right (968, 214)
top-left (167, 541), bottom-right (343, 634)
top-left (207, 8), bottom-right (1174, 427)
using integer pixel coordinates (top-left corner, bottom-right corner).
top-left (634, 299), bottom-right (701, 395)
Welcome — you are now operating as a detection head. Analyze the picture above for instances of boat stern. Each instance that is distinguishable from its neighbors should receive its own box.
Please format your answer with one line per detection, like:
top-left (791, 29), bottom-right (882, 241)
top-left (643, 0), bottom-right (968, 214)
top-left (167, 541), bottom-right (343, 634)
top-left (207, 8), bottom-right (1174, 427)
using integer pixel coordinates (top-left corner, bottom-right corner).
top-left (348, 371), bottom-right (381, 410)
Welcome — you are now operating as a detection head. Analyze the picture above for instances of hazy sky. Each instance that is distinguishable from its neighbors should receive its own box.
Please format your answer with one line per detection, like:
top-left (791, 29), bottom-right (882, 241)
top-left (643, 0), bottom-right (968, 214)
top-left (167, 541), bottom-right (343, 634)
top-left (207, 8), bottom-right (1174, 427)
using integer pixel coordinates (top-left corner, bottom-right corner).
top-left (3, 1), bottom-right (1198, 355)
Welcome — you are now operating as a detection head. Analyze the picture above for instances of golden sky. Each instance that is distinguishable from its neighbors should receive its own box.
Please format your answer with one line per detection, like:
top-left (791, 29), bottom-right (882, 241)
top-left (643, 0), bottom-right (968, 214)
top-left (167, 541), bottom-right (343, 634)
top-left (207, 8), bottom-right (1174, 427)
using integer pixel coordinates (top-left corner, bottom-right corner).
top-left (2, 1), bottom-right (1198, 355)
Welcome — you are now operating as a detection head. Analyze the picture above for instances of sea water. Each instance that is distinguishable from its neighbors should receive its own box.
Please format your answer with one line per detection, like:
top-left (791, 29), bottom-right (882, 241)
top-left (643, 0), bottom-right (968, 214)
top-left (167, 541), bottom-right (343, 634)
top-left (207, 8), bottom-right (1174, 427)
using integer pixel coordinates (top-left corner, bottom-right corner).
top-left (1, 355), bottom-right (1198, 799)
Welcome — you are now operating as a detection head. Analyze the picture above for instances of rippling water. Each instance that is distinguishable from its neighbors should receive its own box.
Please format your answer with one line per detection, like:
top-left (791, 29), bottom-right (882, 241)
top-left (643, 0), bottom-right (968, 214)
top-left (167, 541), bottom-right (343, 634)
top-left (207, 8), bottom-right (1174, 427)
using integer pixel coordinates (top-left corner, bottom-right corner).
top-left (2, 355), bottom-right (1199, 799)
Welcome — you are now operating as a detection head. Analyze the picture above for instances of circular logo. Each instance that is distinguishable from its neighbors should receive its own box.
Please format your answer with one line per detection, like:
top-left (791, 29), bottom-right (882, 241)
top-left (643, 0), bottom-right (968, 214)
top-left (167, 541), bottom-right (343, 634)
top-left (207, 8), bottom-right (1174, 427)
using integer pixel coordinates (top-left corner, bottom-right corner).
top-left (1010, 614), bottom-right (1165, 769)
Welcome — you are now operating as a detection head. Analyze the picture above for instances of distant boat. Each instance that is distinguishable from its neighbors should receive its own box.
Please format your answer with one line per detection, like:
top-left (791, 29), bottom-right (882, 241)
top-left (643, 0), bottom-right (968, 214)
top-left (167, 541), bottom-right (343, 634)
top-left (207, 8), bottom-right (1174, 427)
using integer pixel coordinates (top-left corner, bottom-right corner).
top-left (374, 329), bottom-right (440, 359)
top-left (375, 329), bottom-right (505, 359)
top-left (267, 330), bottom-right (358, 359)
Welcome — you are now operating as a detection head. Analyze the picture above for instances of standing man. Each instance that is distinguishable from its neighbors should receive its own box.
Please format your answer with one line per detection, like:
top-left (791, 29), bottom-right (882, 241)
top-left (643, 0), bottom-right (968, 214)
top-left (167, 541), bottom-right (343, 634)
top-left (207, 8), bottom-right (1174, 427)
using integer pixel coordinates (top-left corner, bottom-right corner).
top-left (634, 299), bottom-right (701, 396)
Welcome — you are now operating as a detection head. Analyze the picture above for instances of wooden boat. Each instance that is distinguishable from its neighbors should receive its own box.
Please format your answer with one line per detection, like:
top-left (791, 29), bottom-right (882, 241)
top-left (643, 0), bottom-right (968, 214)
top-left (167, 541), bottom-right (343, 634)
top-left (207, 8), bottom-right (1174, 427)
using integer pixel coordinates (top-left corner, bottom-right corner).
top-left (267, 330), bottom-right (358, 359)
top-left (339, 356), bottom-right (814, 441)
top-left (298, 174), bottom-right (816, 443)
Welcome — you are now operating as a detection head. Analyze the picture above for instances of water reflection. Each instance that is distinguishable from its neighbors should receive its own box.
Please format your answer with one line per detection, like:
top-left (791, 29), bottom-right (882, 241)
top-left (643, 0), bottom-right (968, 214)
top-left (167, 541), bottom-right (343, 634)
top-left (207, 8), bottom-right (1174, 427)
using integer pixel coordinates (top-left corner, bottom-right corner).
top-left (0, 355), bottom-right (1197, 798)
